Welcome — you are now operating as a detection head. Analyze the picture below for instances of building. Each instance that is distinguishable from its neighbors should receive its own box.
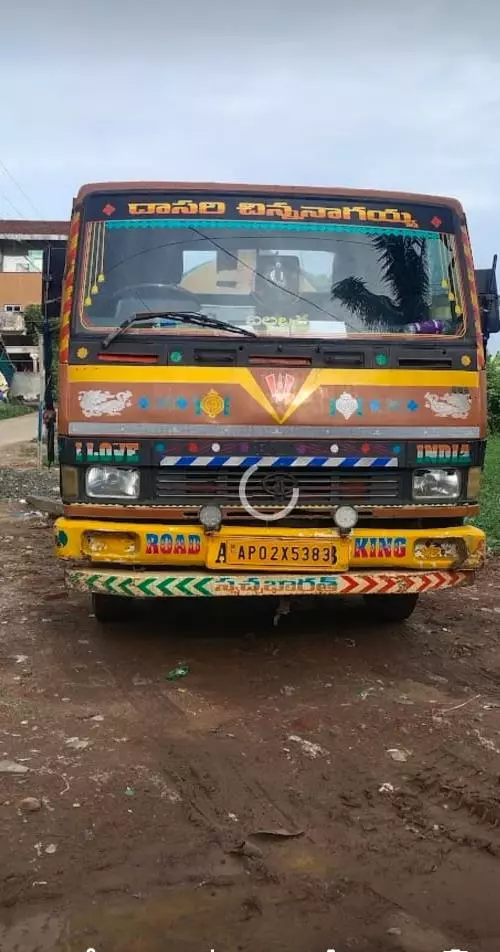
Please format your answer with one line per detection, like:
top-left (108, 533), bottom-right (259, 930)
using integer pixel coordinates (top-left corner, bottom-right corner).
top-left (0, 219), bottom-right (69, 375)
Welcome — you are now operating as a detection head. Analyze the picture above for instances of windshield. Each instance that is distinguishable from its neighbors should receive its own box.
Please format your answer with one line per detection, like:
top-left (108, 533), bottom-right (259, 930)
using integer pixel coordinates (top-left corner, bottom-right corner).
top-left (75, 196), bottom-right (466, 339)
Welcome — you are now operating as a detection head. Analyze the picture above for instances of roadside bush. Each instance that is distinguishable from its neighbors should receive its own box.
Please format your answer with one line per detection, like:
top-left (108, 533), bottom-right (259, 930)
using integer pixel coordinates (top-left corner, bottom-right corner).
top-left (487, 354), bottom-right (500, 433)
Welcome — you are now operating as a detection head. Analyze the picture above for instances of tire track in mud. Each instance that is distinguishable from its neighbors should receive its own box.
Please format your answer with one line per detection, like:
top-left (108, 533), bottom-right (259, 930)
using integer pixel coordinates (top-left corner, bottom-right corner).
top-left (156, 734), bottom-right (306, 839)
top-left (392, 743), bottom-right (500, 856)
top-left (149, 734), bottom-right (422, 946)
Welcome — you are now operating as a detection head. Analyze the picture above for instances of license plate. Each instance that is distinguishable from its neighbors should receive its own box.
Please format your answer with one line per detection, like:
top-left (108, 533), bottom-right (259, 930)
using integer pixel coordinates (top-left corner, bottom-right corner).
top-left (207, 537), bottom-right (348, 571)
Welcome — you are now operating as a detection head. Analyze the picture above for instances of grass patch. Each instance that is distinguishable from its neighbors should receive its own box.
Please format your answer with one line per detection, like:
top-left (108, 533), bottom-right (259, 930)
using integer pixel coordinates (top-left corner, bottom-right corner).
top-left (475, 434), bottom-right (500, 550)
top-left (0, 401), bottom-right (36, 420)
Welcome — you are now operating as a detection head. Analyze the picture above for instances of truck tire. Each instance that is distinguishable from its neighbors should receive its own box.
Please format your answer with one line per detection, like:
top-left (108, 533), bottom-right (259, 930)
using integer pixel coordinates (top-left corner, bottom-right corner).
top-left (91, 593), bottom-right (131, 624)
top-left (363, 593), bottom-right (418, 623)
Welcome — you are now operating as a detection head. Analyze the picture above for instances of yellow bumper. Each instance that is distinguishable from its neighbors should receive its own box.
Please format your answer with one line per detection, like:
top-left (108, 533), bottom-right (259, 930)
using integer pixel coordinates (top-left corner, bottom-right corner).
top-left (55, 518), bottom-right (485, 573)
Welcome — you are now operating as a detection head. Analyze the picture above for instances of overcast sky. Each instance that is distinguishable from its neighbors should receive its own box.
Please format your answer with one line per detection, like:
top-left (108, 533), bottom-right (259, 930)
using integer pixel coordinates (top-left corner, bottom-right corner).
top-left (2, 0), bottom-right (500, 342)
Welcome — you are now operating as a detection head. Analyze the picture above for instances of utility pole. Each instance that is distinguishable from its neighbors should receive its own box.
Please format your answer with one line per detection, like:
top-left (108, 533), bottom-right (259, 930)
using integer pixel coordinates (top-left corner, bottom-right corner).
top-left (37, 330), bottom-right (44, 468)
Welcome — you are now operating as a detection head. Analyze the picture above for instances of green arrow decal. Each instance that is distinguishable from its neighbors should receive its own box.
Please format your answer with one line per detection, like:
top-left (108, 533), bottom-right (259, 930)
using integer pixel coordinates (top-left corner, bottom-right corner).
top-left (158, 577), bottom-right (176, 596)
top-left (137, 577), bottom-right (156, 596)
top-left (117, 577), bottom-right (135, 596)
top-left (176, 577), bottom-right (195, 595)
top-left (193, 577), bottom-right (212, 596)
top-left (104, 575), bottom-right (118, 593)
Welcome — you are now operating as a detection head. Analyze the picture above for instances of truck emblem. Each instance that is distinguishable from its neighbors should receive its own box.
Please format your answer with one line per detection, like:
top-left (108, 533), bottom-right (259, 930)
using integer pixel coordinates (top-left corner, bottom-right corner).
top-left (199, 389), bottom-right (226, 419)
top-left (262, 472), bottom-right (297, 501)
top-left (334, 392), bottom-right (359, 420)
top-left (239, 463), bottom-right (300, 521)
top-left (264, 372), bottom-right (295, 406)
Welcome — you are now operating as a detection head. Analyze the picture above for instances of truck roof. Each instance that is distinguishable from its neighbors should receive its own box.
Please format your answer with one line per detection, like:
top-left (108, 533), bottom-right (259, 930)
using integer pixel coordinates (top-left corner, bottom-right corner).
top-left (74, 181), bottom-right (465, 216)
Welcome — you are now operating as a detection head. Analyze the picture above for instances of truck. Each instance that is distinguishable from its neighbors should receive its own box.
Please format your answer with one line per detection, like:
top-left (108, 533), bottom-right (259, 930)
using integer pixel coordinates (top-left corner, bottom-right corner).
top-left (42, 182), bottom-right (499, 623)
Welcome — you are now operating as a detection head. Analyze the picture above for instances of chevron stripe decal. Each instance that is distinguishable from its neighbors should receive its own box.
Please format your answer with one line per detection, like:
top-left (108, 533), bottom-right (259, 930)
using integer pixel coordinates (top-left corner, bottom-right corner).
top-left (159, 455), bottom-right (399, 468)
top-left (67, 569), bottom-right (472, 598)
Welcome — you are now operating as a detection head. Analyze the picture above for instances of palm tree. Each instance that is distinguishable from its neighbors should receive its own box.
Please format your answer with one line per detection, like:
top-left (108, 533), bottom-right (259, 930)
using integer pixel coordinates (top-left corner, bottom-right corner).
top-left (331, 234), bottom-right (431, 331)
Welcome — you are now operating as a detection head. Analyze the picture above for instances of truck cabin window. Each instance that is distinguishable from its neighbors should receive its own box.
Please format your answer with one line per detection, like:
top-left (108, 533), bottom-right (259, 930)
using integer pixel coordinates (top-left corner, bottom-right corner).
top-left (77, 220), bottom-right (465, 338)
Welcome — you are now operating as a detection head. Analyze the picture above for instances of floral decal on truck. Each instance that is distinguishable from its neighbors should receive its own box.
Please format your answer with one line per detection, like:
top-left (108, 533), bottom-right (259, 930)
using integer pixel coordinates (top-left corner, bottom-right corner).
top-left (78, 390), bottom-right (133, 418)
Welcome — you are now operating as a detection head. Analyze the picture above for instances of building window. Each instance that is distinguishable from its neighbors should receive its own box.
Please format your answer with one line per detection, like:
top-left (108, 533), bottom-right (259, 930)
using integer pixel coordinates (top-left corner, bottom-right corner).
top-left (3, 251), bottom-right (42, 273)
top-left (4, 305), bottom-right (22, 312)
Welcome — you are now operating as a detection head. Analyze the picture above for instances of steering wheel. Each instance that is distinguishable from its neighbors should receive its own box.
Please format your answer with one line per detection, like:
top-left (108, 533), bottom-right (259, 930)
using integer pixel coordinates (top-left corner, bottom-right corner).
top-left (109, 283), bottom-right (202, 309)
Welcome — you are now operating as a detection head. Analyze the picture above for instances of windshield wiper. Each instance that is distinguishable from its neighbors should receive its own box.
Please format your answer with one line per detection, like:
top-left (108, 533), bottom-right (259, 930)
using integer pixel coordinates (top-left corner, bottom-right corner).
top-left (102, 310), bottom-right (257, 349)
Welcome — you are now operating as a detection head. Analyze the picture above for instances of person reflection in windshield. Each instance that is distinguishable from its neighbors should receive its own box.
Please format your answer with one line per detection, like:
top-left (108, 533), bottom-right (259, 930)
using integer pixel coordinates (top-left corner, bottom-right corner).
top-left (256, 254), bottom-right (304, 318)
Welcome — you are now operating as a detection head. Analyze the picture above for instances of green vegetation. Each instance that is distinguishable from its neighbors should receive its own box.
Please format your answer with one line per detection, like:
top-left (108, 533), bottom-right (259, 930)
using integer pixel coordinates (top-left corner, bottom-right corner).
top-left (487, 353), bottom-right (500, 434)
top-left (23, 304), bottom-right (44, 338)
top-left (0, 401), bottom-right (36, 420)
top-left (475, 434), bottom-right (500, 550)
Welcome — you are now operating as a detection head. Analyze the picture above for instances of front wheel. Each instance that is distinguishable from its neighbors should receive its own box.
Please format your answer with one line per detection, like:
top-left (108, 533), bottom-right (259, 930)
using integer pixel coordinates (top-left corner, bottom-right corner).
top-left (91, 593), bottom-right (131, 624)
top-left (363, 593), bottom-right (419, 624)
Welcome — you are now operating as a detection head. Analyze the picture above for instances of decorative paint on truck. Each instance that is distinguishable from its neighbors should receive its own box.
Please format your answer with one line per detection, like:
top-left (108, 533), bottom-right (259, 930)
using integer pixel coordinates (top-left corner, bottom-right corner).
top-left (63, 366), bottom-right (481, 436)
top-left (47, 181), bottom-right (495, 623)
top-left (415, 442), bottom-right (472, 464)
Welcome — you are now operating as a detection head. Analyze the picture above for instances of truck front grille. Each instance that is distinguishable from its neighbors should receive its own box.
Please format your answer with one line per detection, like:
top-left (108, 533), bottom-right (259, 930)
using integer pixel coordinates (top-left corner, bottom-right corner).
top-left (155, 467), bottom-right (402, 508)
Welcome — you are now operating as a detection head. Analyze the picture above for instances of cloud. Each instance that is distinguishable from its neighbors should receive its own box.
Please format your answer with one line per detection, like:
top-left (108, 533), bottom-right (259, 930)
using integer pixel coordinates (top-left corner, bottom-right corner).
top-left (1, 0), bottom-right (499, 284)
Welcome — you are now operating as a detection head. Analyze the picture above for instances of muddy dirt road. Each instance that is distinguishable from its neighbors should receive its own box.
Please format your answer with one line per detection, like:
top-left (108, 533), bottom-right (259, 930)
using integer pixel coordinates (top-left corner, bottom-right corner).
top-left (1, 476), bottom-right (500, 951)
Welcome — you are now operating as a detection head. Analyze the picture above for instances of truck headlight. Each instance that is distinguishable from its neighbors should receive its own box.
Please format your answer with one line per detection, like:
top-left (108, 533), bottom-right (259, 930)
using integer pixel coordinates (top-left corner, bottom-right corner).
top-left (412, 469), bottom-right (460, 500)
top-left (86, 466), bottom-right (140, 499)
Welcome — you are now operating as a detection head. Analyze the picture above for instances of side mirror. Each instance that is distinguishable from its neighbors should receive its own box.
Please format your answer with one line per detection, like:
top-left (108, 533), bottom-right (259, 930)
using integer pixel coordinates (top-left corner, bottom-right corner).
top-left (475, 256), bottom-right (499, 337)
top-left (42, 243), bottom-right (67, 323)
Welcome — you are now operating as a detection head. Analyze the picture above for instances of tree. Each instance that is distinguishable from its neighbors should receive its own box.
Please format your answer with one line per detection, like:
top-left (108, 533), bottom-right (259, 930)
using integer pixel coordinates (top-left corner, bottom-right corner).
top-left (24, 304), bottom-right (60, 338)
top-left (23, 304), bottom-right (44, 339)
top-left (331, 234), bottom-right (431, 331)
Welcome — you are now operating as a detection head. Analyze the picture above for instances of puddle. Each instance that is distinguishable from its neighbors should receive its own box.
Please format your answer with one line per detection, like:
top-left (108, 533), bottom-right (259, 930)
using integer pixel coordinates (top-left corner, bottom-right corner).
top-left (259, 839), bottom-right (334, 877)
top-left (0, 844), bottom-right (338, 952)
